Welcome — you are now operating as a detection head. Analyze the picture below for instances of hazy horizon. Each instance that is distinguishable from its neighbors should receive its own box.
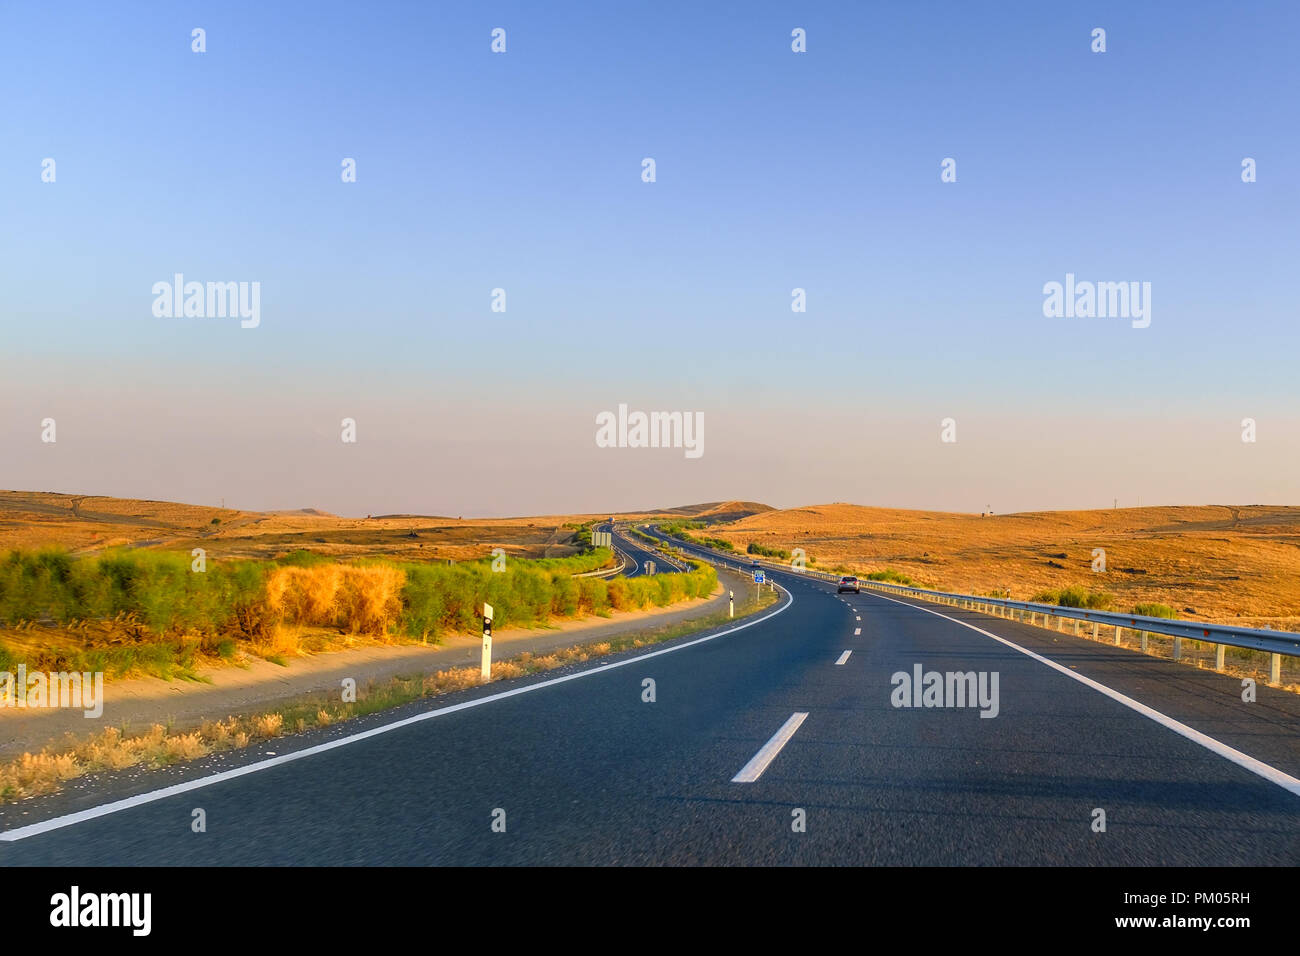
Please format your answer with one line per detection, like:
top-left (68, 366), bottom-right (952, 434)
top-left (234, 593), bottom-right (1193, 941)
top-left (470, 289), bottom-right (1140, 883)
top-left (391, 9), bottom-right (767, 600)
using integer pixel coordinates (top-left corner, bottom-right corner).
top-left (4, 1), bottom-right (1297, 517)
top-left (5, 478), bottom-right (1297, 523)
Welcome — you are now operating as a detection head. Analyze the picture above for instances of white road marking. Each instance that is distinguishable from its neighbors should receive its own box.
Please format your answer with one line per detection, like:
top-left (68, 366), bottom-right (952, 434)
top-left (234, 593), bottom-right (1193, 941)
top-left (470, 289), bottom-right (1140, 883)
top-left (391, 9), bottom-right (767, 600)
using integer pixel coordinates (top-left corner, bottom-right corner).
top-left (855, 616), bottom-right (861, 621)
top-left (853, 627), bottom-right (862, 636)
top-left (732, 712), bottom-right (809, 783)
top-left (835, 650), bottom-right (852, 665)
top-left (866, 590), bottom-right (1300, 799)
top-left (0, 584), bottom-right (797, 842)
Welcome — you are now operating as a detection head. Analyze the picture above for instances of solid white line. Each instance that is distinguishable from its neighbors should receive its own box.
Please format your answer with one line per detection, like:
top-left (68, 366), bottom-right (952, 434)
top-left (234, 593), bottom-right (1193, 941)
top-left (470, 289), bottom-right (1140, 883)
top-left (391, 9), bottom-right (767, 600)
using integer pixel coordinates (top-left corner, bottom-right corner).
top-left (0, 583), bottom-right (796, 842)
top-left (731, 712), bottom-right (809, 783)
top-left (853, 627), bottom-right (861, 636)
top-left (866, 590), bottom-right (1300, 798)
top-left (835, 650), bottom-right (852, 665)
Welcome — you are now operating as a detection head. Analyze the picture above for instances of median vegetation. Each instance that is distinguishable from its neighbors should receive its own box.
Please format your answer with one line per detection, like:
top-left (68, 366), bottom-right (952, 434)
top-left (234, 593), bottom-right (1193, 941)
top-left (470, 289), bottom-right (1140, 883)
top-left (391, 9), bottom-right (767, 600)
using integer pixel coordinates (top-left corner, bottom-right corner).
top-left (658, 521), bottom-right (737, 553)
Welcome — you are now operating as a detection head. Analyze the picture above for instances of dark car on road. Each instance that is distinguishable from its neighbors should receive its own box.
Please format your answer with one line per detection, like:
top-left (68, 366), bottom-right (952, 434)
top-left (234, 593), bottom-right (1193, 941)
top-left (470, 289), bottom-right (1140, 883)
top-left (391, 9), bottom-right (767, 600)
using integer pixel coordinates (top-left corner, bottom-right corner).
top-left (837, 575), bottom-right (860, 594)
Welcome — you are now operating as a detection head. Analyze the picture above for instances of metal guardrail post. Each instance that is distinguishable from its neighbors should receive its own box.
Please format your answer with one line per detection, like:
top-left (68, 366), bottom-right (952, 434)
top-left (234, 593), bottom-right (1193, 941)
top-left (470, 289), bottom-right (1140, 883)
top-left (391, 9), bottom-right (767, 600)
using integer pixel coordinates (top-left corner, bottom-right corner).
top-left (1271, 654), bottom-right (1282, 685)
top-left (1215, 644), bottom-right (1225, 671)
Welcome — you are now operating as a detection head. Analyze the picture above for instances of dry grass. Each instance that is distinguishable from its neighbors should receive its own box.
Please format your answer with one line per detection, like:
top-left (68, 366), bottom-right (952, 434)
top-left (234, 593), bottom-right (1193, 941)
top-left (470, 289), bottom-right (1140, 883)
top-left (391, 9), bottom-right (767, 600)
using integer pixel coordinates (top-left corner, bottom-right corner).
top-left (715, 503), bottom-right (1300, 627)
top-left (265, 564), bottom-right (405, 635)
top-left (0, 580), bottom-right (777, 804)
top-left (0, 491), bottom-right (769, 564)
top-left (0, 724), bottom-right (215, 800)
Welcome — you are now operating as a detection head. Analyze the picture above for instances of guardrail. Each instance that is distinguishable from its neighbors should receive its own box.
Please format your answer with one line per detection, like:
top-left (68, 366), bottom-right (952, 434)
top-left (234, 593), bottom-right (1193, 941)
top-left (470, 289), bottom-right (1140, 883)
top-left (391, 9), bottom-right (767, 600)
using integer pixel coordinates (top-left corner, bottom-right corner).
top-left (573, 548), bottom-right (634, 579)
top-left (643, 526), bottom-right (1300, 684)
top-left (627, 527), bottom-right (749, 574)
top-left (631, 529), bottom-right (786, 597)
top-left (612, 529), bottom-right (692, 573)
top-left (858, 580), bottom-right (1300, 682)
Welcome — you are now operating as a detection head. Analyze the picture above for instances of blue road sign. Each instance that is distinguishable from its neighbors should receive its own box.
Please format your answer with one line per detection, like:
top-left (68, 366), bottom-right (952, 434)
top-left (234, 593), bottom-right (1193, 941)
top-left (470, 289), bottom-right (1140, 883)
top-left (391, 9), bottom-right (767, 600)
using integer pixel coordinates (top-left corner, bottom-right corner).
top-left (754, 571), bottom-right (765, 584)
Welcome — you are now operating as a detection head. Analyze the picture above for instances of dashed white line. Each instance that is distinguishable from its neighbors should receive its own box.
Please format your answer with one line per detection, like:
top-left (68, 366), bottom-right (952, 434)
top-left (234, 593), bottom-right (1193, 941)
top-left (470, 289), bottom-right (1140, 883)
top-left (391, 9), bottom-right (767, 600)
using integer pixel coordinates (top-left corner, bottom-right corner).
top-left (853, 627), bottom-right (861, 636)
top-left (835, 650), bottom-right (852, 665)
top-left (731, 712), bottom-right (809, 783)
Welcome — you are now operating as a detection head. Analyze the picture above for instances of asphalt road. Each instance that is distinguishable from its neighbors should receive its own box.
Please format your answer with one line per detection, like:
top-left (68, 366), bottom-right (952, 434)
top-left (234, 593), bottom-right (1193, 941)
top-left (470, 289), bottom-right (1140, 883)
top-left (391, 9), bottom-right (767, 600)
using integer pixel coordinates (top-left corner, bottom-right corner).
top-left (608, 524), bottom-right (682, 577)
top-left (3, 532), bottom-right (1298, 865)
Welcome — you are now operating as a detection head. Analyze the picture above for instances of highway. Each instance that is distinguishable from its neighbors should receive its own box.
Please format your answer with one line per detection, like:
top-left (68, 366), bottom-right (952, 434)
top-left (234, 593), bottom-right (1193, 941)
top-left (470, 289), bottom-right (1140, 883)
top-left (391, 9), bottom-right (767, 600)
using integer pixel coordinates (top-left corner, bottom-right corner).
top-left (2, 529), bottom-right (1298, 865)
top-left (606, 524), bottom-right (682, 577)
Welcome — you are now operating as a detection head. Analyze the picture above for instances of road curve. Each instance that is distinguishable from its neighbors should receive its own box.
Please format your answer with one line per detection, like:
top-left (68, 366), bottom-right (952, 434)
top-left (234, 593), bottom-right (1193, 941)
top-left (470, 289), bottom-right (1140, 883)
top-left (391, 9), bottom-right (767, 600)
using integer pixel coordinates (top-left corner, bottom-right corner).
top-left (607, 524), bottom-right (682, 577)
top-left (2, 531), bottom-right (1299, 865)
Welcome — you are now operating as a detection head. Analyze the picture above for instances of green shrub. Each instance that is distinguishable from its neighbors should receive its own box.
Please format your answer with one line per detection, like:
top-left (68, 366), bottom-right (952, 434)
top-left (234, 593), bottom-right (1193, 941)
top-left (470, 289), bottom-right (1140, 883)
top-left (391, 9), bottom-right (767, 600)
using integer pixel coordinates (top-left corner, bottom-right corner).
top-left (1132, 602), bottom-right (1178, 619)
top-left (0, 546), bottom-right (718, 647)
top-left (1033, 586), bottom-right (1115, 610)
top-left (865, 568), bottom-right (913, 585)
top-left (658, 522), bottom-right (737, 552)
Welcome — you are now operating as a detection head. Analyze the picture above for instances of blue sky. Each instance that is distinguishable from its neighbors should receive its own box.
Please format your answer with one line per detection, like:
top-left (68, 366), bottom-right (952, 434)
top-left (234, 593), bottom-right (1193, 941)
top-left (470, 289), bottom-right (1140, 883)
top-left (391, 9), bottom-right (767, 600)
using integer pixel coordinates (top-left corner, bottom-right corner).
top-left (2, 1), bottom-right (1298, 516)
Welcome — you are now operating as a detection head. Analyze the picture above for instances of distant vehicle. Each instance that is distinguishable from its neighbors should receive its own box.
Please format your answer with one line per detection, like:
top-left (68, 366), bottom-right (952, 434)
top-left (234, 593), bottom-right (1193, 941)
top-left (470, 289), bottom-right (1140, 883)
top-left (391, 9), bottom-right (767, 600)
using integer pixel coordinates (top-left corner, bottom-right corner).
top-left (837, 575), bottom-right (860, 594)
top-left (750, 559), bottom-right (760, 569)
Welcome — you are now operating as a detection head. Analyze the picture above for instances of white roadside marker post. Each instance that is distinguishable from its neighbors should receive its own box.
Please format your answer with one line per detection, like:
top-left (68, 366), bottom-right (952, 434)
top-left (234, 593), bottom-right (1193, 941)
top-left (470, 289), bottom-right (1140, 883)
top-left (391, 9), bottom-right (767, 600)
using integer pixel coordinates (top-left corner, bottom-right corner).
top-left (481, 603), bottom-right (493, 682)
top-left (729, 590), bottom-right (734, 619)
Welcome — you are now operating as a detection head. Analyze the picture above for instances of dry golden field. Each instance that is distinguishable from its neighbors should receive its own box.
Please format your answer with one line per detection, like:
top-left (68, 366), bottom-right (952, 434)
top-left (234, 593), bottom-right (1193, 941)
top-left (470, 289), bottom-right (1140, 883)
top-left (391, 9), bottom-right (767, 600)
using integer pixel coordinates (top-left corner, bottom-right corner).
top-left (0, 491), bottom-right (767, 563)
top-left (7, 492), bottom-right (1296, 628)
top-left (709, 503), bottom-right (1300, 629)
